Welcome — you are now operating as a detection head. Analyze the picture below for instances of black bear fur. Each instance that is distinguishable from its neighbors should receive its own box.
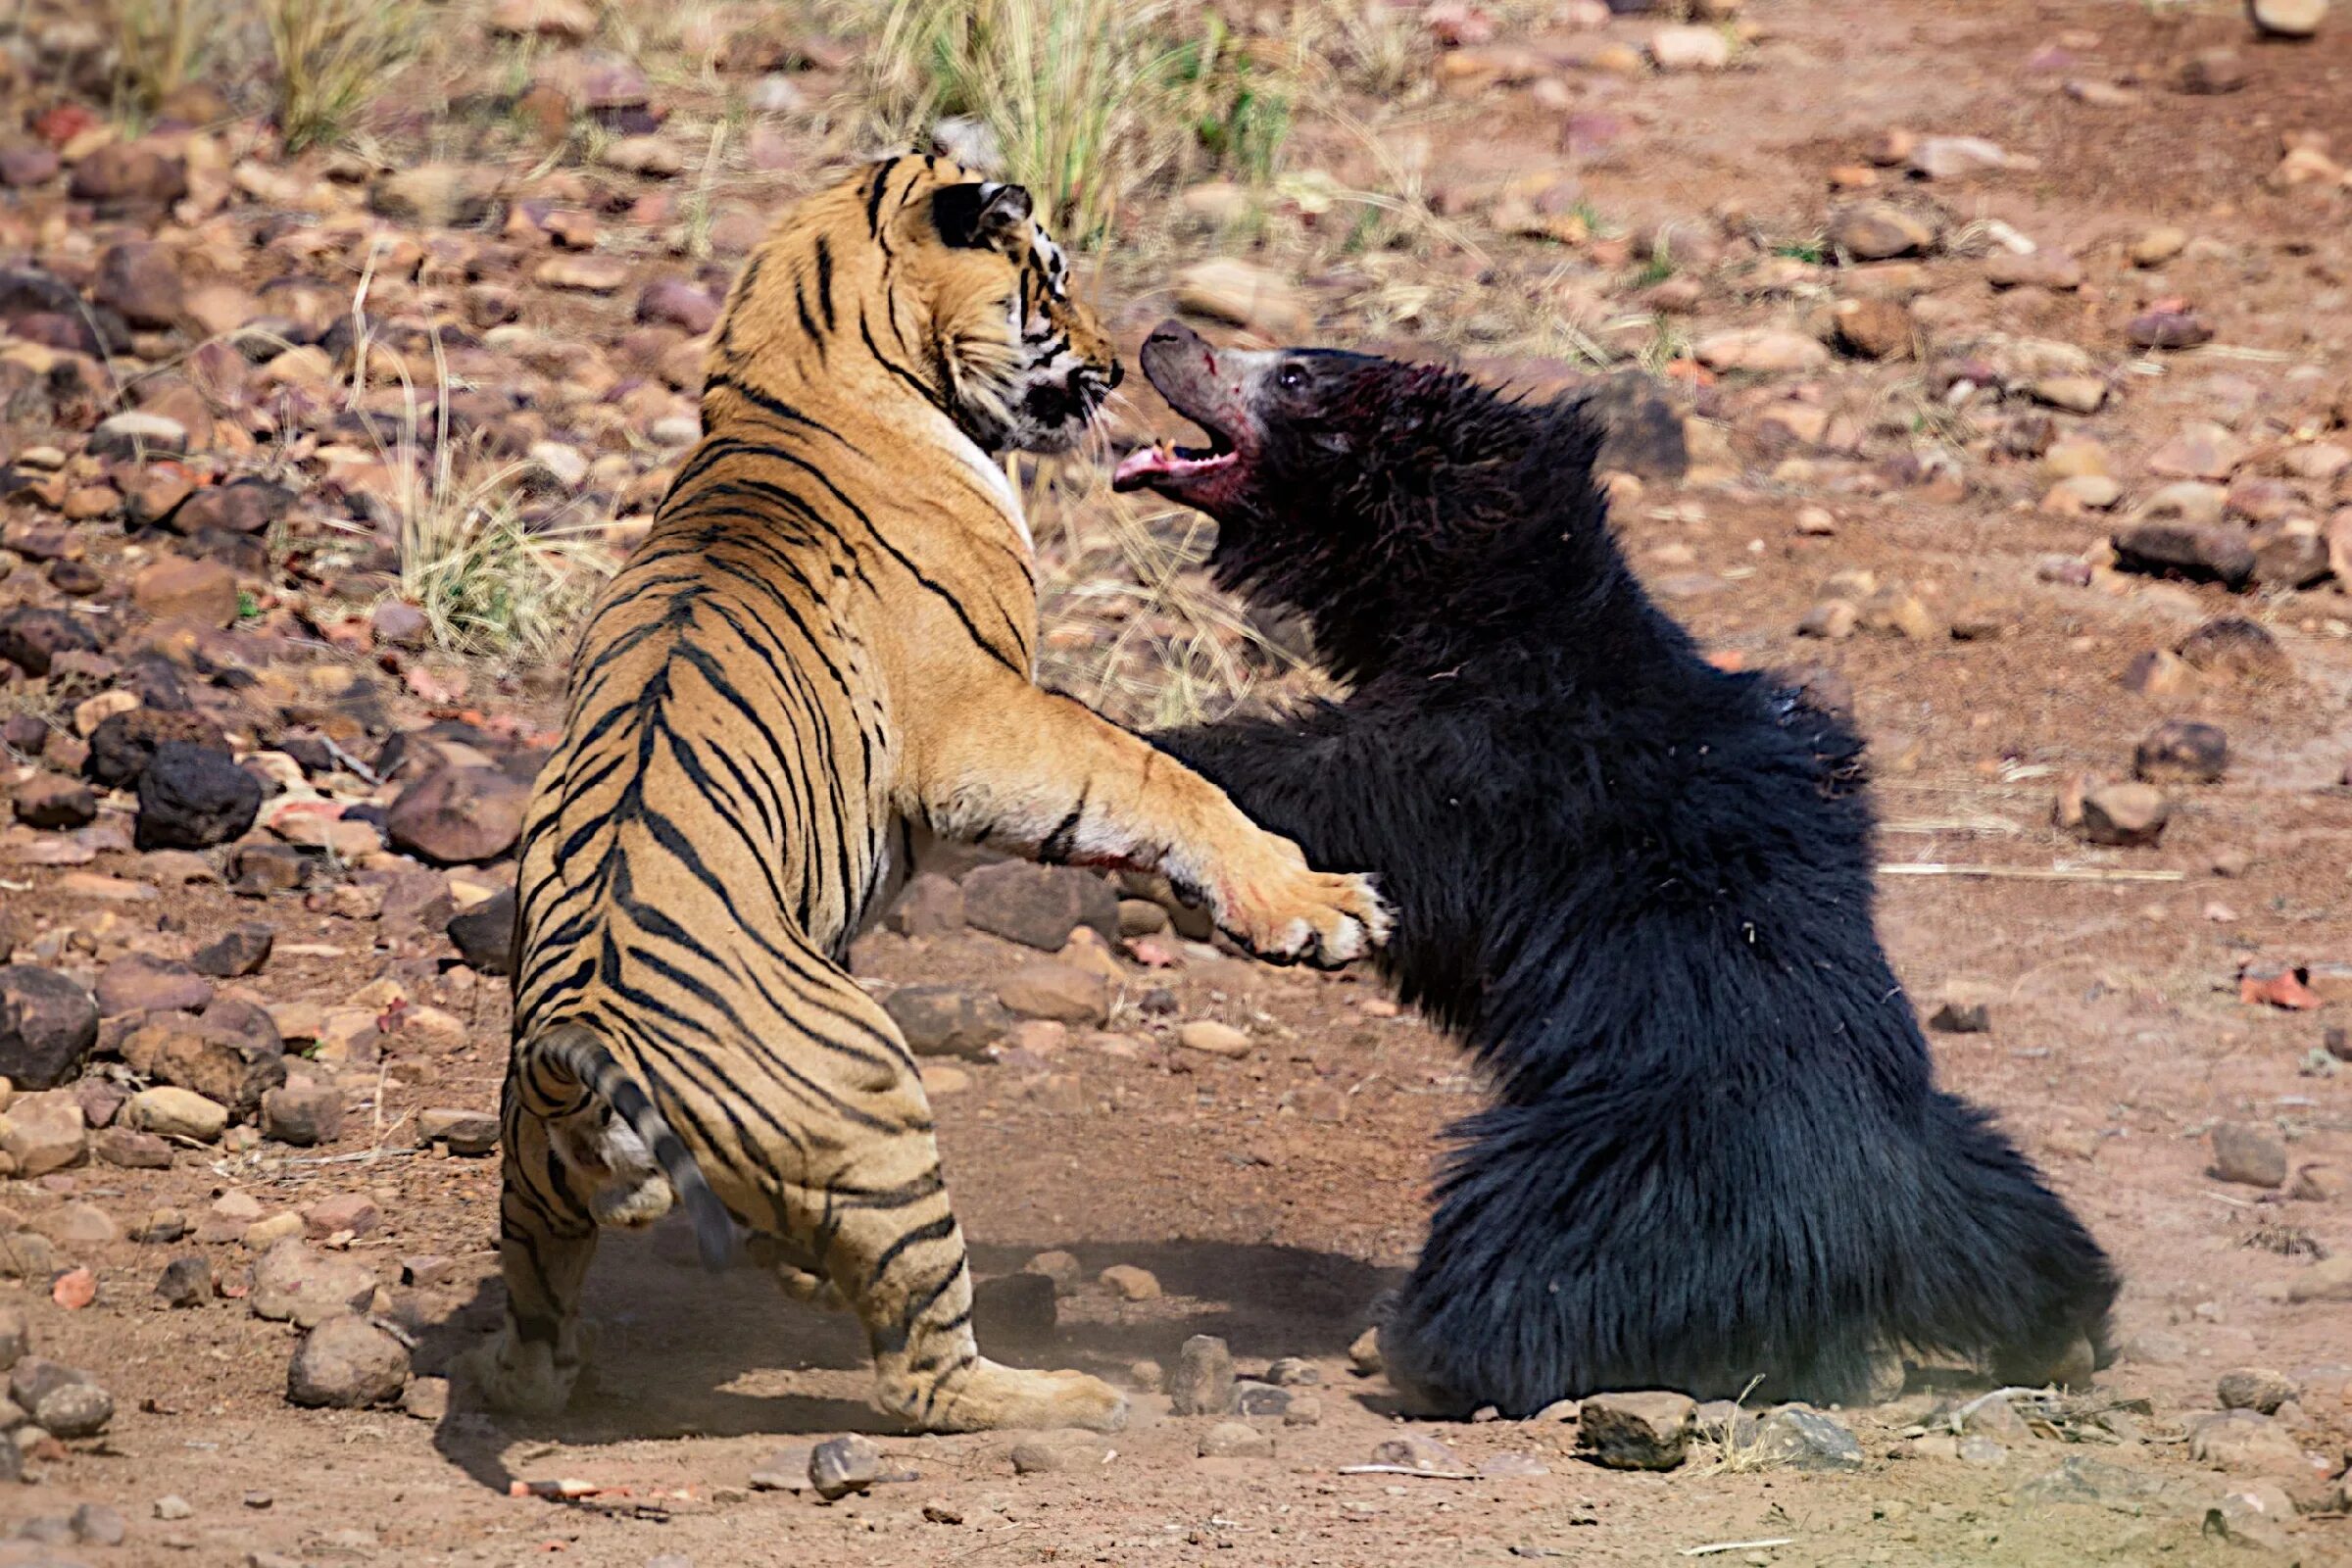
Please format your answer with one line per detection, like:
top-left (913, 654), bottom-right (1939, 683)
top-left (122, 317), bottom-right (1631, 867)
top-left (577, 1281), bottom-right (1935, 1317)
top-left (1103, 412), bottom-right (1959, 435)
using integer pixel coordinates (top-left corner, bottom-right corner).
top-left (1129, 326), bottom-right (2118, 1414)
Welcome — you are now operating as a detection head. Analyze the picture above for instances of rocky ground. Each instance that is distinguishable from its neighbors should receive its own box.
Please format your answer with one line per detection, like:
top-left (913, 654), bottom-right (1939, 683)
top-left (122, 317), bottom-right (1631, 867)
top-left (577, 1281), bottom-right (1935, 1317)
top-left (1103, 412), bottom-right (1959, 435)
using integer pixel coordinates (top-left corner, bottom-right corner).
top-left (2, 0), bottom-right (2352, 1563)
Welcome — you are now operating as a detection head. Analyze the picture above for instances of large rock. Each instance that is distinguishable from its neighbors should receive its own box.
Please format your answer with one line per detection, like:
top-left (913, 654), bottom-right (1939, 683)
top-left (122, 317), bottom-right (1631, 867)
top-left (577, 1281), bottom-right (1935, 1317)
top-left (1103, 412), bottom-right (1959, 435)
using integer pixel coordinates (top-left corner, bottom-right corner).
top-left (386, 767), bottom-right (529, 864)
top-left (1170, 1334), bottom-right (1236, 1416)
top-left (84, 708), bottom-right (230, 789)
top-left (91, 241), bottom-right (184, 331)
top-left (0, 1090), bottom-right (87, 1176)
top-left (883, 986), bottom-right (1011, 1058)
top-left (0, 607), bottom-right (103, 677)
top-left (287, 1315), bottom-right (409, 1407)
top-left (251, 1239), bottom-right (378, 1327)
top-left (125, 1085), bottom-right (229, 1143)
top-left (136, 742), bottom-right (263, 850)
top-left (1576, 1391), bottom-right (1695, 1470)
top-left (445, 887), bottom-right (516, 975)
top-left (122, 1010), bottom-right (285, 1118)
top-left (131, 557), bottom-right (240, 627)
top-left (960, 862), bottom-right (1118, 952)
top-left (996, 961), bottom-right (1111, 1025)
top-left (94, 954), bottom-right (214, 1016)
top-left (0, 966), bottom-right (100, 1090)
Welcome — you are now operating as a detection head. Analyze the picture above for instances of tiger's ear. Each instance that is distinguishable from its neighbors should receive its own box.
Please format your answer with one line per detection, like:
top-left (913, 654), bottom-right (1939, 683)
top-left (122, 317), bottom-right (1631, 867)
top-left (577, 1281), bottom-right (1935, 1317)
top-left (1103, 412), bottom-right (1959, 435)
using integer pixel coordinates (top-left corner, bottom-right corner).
top-left (931, 181), bottom-right (1033, 251)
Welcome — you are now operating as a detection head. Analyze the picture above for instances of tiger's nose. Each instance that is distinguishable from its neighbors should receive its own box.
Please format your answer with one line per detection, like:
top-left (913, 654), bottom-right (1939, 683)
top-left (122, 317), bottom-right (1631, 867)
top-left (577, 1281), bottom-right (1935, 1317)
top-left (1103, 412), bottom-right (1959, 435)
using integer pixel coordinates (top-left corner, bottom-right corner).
top-left (1107, 360), bottom-right (1124, 389)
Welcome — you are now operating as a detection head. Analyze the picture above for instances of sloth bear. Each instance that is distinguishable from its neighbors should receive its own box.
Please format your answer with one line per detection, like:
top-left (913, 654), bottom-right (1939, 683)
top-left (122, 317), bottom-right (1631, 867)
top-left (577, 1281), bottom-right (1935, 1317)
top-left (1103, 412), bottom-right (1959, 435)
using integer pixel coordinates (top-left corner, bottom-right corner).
top-left (1115, 319), bottom-right (2117, 1415)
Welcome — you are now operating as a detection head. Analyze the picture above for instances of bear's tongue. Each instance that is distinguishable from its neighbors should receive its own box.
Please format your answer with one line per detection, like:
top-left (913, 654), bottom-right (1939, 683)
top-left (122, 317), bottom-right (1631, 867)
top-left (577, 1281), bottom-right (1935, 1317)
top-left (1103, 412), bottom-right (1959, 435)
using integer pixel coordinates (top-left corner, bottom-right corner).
top-left (1111, 441), bottom-right (1237, 493)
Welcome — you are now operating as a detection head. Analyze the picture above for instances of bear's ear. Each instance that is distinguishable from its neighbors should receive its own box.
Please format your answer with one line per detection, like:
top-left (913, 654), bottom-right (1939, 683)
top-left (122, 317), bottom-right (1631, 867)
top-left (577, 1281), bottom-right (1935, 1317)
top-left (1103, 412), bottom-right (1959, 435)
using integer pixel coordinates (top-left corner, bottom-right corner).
top-left (931, 181), bottom-right (1034, 251)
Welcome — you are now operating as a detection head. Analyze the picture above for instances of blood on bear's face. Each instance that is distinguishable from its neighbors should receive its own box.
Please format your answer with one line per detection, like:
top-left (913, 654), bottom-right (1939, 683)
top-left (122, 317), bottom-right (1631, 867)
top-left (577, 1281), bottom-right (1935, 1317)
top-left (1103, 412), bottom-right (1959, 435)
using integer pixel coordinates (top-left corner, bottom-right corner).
top-left (1111, 319), bottom-right (1380, 523)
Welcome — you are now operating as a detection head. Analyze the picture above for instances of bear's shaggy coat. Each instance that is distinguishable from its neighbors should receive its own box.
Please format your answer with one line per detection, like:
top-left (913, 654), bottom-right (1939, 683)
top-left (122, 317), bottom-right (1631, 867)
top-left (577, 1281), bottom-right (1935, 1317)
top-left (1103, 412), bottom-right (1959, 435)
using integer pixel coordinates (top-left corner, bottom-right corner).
top-left (1120, 321), bottom-right (2117, 1413)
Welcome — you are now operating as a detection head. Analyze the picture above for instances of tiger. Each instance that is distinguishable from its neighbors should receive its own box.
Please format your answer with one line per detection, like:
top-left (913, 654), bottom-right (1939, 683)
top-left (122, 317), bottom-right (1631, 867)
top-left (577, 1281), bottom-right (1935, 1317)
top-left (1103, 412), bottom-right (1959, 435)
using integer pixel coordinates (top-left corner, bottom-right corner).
top-left (470, 154), bottom-right (1391, 1435)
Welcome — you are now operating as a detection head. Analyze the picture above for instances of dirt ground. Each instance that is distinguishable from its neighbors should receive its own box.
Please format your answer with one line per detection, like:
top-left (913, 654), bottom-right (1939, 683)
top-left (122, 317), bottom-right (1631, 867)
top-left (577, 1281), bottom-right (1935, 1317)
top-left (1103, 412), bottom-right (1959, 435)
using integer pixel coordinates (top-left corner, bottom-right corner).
top-left (4, 0), bottom-right (2352, 1564)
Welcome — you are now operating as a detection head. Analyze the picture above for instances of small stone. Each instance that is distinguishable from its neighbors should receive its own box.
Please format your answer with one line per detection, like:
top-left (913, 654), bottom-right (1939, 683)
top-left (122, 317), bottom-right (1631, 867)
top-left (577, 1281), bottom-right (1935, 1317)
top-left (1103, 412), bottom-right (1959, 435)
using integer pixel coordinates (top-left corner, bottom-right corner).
top-left (2130, 308), bottom-right (2216, 351)
top-left (749, 1445), bottom-right (813, 1491)
top-left (2121, 649), bottom-right (2196, 697)
top-left (0, 1304), bottom-right (26, 1368)
top-left (997, 961), bottom-right (1110, 1025)
top-left (1647, 24), bottom-right (1731, 70)
top-left (1171, 1334), bottom-right (1237, 1416)
top-left (261, 1082), bottom-right (344, 1148)
top-left (417, 1108), bottom-right (499, 1154)
top-left (2177, 617), bottom-right (2289, 681)
top-left (2078, 783), bottom-right (2168, 848)
top-left (154, 1494), bottom-right (192, 1521)
top-left (192, 922), bottom-right (275, 978)
top-left (70, 1502), bottom-right (126, 1545)
top-left (1372, 1433), bottom-right (1463, 1472)
top-left (85, 708), bottom-right (229, 789)
top-left (1929, 999), bottom-right (1991, 1034)
top-left (446, 887), bottom-right (517, 976)
top-left (1176, 1020), bottom-right (1252, 1058)
top-left (12, 773), bottom-right (96, 830)
top-left (2111, 521), bottom-right (2253, 589)
top-left (1909, 135), bottom-right (2011, 180)
top-left (287, 1314), bottom-right (409, 1407)
top-left (125, 1085), bottom-right (228, 1143)
top-left (2211, 1122), bottom-right (2288, 1188)
top-left (2031, 376), bottom-right (2107, 415)
top-left (1099, 1263), bottom-right (1162, 1301)
top-left (1833, 297), bottom-right (1914, 361)
top-left (2218, 1367), bottom-right (2299, 1414)
top-left (250, 1239), bottom-right (377, 1327)
top-left (2249, 0), bottom-right (2328, 38)
top-left (808, 1434), bottom-right (883, 1499)
top-left (1758, 1404), bottom-right (1866, 1471)
top-left (2186, 1410), bottom-right (2307, 1474)
top-left (961, 862), bottom-right (1118, 951)
top-left (156, 1253), bottom-right (213, 1307)
top-left (1199, 1421), bottom-right (1274, 1458)
top-left (886, 872), bottom-right (964, 938)
top-left (1, 1091), bottom-right (88, 1176)
top-left (1576, 1391), bottom-right (1695, 1470)
top-left (884, 986), bottom-right (1011, 1058)
top-left (96, 1127), bottom-right (173, 1168)
top-left (35, 1379), bottom-right (113, 1438)
top-left (400, 1375), bottom-right (451, 1421)
top-left (1985, 250), bottom-right (2082, 290)
top-left (1693, 327), bottom-right (1830, 374)
top-left (1831, 203), bottom-right (1936, 261)
top-left (534, 255), bottom-right (632, 293)
top-left (96, 953), bottom-right (216, 1015)
top-left (132, 557), bottom-right (239, 627)
top-left (2130, 226), bottom-right (2189, 268)
top-left (2134, 719), bottom-right (2228, 785)
top-left (2178, 48), bottom-right (2247, 94)
top-left (304, 1193), bottom-right (381, 1239)
top-left (1349, 1327), bottom-right (1384, 1376)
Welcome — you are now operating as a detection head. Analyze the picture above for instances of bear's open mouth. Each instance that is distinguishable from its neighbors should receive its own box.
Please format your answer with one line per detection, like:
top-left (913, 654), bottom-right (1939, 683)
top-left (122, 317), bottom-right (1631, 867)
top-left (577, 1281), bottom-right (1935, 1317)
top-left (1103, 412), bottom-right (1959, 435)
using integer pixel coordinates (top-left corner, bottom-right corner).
top-left (1111, 425), bottom-right (1237, 493)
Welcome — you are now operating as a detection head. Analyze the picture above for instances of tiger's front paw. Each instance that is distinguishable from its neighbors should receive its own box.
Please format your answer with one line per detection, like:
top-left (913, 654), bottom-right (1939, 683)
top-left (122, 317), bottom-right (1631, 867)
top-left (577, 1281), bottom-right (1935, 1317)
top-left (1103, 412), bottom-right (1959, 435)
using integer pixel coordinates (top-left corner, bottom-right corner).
top-left (1215, 852), bottom-right (1391, 969)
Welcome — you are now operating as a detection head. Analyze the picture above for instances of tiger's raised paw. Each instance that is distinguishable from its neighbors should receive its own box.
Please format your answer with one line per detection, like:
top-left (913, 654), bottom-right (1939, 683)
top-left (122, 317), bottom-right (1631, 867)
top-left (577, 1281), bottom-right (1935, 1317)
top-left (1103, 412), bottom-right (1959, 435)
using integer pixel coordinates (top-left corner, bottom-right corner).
top-left (891, 1360), bottom-right (1129, 1434)
top-left (1215, 860), bottom-right (1392, 970)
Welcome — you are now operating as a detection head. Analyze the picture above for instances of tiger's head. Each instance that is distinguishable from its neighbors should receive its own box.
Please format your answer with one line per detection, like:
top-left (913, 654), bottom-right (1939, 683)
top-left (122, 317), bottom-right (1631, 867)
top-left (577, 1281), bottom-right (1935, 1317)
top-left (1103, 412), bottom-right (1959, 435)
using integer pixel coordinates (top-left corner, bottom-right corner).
top-left (712, 155), bottom-right (1120, 457)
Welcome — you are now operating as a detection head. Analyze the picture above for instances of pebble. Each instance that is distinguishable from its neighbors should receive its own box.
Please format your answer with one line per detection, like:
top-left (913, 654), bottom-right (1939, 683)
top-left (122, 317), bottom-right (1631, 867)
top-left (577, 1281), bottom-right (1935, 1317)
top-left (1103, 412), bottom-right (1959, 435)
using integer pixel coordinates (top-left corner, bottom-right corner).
top-left (2250, 0), bottom-right (2328, 37)
top-left (1198, 1421), bottom-right (1274, 1458)
top-left (386, 766), bottom-right (530, 864)
top-left (1576, 1391), bottom-right (1694, 1470)
top-left (2134, 719), bottom-right (2229, 785)
top-left (417, 1108), bottom-right (500, 1154)
top-left (125, 1085), bottom-right (229, 1143)
top-left (156, 1254), bottom-right (213, 1307)
top-left (2078, 783), bottom-right (2170, 848)
top-left (0, 965), bottom-right (101, 1091)
top-left (809, 1434), bottom-right (884, 1500)
top-left (1372, 1433), bottom-right (1464, 1472)
top-left (35, 1380), bottom-right (113, 1438)
top-left (2210, 1122), bottom-right (2288, 1188)
top-left (749, 1445), bottom-right (813, 1491)
top-left (1693, 328), bottom-right (1829, 374)
top-left (286, 1315), bottom-right (409, 1408)
top-left (1647, 24), bottom-right (1731, 70)
top-left (996, 961), bottom-right (1110, 1025)
top-left (1176, 1020), bottom-right (1252, 1057)
top-left (250, 1239), bottom-right (377, 1327)
top-left (2179, 48), bottom-right (2247, 94)
top-left (1170, 1334), bottom-right (1237, 1416)
top-left (1758, 1404), bottom-right (1866, 1471)
top-left (2177, 616), bottom-right (2289, 681)
top-left (1830, 203), bottom-right (1936, 261)
top-left (1099, 1263), bottom-right (1162, 1301)
top-left (2217, 1367), bottom-right (2299, 1414)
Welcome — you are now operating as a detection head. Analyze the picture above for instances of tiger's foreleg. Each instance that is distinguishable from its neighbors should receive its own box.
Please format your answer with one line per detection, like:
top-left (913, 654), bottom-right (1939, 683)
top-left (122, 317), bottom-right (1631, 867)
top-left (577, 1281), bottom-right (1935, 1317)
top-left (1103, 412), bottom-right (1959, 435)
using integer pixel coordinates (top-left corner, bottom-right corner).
top-left (909, 679), bottom-right (1390, 967)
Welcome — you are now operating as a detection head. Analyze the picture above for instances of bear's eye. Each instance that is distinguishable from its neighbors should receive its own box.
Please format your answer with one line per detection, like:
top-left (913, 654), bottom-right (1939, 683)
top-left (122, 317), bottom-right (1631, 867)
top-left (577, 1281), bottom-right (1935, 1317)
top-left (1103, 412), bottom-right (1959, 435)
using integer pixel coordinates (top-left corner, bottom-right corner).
top-left (1275, 364), bottom-right (1305, 391)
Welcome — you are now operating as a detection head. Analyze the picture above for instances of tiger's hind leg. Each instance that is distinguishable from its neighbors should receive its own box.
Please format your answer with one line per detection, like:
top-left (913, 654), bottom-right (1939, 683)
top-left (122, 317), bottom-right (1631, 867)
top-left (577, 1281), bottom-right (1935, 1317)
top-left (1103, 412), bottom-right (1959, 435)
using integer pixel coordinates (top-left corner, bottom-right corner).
top-left (471, 1087), bottom-right (602, 1416)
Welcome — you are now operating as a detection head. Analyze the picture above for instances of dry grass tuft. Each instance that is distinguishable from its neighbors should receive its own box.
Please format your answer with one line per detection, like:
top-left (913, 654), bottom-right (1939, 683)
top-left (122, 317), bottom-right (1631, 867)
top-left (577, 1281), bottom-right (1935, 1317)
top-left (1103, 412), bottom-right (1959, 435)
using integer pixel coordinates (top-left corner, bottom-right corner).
top-left (261, 0), bottom-right (422, 152)
top-left (855, 0), bottom-right (1302, 246)
top-left (105, 0), bottom-right (216, 113)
